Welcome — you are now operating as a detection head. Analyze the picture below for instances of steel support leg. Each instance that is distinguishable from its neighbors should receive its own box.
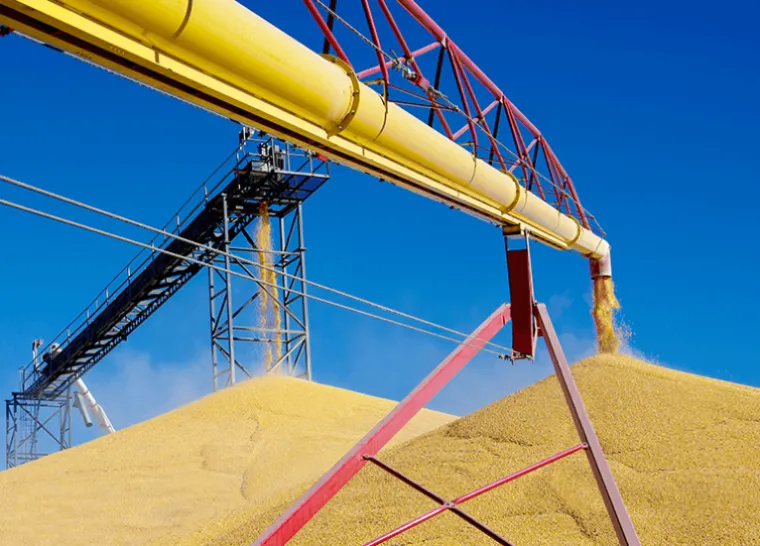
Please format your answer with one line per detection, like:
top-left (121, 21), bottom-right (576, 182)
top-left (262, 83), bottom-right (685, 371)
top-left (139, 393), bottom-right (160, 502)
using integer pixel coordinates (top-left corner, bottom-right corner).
top-left (252, 303), bottom-right (511, 546)
top-left (208, 266), bottom-right (219, 391)
top-left (296, 202), bottom-right (313, 381)
top-left (536, 304), bottom-right (641, 546)
top-left (5, 399), bottom-right (17, 468)
top-left (278, 214), bottom-right (292, 374)
top-left (504, 230), bottom-right (536, 358)
top-left (221, 194), bottom-right (236, 386)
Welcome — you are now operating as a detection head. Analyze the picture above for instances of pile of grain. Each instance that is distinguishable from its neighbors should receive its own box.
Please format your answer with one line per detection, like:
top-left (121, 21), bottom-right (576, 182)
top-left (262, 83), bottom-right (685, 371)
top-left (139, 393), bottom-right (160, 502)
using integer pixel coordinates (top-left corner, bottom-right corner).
top-left (191, 355), bottom-right (760, 545)
top-left (0, 376), bottom-right (454, 546)
top-left (2, 355), bottom-right (759, 545)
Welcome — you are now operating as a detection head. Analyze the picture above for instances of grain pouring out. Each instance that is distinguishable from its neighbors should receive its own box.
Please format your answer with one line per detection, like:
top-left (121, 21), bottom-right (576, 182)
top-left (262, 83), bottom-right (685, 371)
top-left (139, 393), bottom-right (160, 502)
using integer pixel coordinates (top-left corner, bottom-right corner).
top-left (254, 200), bottom-right (283, 372)
top-left (592, 276), bottom-right (621, 354)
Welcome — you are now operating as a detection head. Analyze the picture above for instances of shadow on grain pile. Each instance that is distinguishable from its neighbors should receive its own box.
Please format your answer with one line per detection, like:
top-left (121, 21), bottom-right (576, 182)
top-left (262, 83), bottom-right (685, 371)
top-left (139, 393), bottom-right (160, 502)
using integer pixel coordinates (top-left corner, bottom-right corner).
top-left (1, 355), bottom-right (759, 546)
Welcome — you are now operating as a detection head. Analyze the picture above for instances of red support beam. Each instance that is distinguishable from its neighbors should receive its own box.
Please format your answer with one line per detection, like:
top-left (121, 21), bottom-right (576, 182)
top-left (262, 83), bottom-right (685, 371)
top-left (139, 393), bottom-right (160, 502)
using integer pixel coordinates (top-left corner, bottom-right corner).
top-left (535, 304), bottom-right (641, 546)
top-left (360, 0), bottom-right (390, 87)
top-left (451, 98), bottom-right (498, 141)
top-left (376, 0), bottom-right (430, 89)
top-left (459, 73), bottom-right (508, 169)
top-left (356, 41), bottom-right (440, 80)
top-left (541, 139), bottom-right (590, 228)
top-left (505, 234), bottom-right (535, 358)
top-left (509, 137), bottom-right (541, 172)
top-left (252, 304), bottom-right (511, 546)
top-left (363, 456), bottom-right (512, 546)
top-left (303, 0), bottom-right (351, 65)
top-left (447, 49), bottom-right (479, 149)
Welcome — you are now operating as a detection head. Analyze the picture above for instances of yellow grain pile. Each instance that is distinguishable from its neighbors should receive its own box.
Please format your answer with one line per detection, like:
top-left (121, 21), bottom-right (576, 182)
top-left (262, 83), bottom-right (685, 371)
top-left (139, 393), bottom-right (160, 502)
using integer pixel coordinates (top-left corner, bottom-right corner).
top-left (181, 355), bottom-right (760, 546)
top-left (253, 201), bottom-right (282, 371)
top-left (0, 376), bottom-right (454, 546)
top-left (2, 355), bottom-right (759, 546)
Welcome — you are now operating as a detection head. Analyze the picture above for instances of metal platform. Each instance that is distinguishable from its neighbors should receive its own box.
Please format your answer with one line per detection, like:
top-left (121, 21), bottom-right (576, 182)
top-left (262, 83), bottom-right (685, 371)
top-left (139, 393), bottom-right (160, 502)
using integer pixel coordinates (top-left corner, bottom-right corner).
top-left (6, 133), bottom-right (328, 467)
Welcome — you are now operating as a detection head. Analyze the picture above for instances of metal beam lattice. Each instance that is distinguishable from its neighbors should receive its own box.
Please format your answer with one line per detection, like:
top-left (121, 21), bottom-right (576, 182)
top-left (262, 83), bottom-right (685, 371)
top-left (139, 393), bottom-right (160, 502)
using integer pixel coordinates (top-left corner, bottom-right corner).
top-left (5, 391), bottom-right (71, 469)
top-left (6, 134), bottom-right (328, 466)
top-left (210, 193), bottom-right (313, 390)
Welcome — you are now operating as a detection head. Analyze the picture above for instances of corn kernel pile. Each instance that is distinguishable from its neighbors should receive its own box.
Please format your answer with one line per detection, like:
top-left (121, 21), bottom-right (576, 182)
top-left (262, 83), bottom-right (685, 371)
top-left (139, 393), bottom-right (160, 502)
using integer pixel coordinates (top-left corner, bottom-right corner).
top-left (1, 355), bottom-right (758, 546)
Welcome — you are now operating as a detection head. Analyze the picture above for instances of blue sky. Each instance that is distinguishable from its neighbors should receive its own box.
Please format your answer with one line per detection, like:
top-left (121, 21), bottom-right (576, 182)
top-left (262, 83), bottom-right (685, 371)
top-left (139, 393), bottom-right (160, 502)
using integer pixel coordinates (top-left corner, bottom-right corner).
top-left (1, 0), bottom-right (758, 464)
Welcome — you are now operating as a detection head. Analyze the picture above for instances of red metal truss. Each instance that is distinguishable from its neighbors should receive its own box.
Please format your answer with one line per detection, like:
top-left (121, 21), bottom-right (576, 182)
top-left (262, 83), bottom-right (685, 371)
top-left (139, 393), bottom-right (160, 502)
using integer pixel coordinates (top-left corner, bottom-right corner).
top-left (301, 0), bottom-right (604, 235)
top-left (251, 310), bottom-right (640, 545)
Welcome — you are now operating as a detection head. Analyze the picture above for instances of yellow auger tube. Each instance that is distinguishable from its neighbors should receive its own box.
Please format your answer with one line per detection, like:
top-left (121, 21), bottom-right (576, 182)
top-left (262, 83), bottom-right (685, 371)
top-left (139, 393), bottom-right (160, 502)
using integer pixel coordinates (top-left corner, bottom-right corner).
top-left (0, 0), bottom-right (610, 263)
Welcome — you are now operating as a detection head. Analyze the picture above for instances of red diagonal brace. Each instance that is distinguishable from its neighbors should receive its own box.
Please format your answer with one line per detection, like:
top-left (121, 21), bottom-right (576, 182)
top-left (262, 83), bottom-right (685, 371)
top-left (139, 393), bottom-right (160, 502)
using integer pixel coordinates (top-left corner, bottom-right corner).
top-left (364, 444), bottom-right (586, 546)
top-left (252, 304), bottom-right (511, 546)
top-left (536, 304), bottom-right (641, 546)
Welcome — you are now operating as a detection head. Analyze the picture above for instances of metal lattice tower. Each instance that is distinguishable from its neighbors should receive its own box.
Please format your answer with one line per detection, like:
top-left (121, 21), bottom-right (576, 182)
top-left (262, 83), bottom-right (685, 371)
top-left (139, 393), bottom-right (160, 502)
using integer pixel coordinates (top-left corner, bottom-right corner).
top-left (210, 138), bottom-right (318, 389)
top-left (5, 342), bottom-right (72, 469)
top-left (5, 133), bottom-right (328, 468)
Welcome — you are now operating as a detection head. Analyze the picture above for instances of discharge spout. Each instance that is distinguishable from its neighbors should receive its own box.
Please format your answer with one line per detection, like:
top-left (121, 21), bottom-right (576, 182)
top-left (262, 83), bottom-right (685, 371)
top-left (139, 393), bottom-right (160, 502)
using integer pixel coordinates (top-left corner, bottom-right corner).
top-left (74, 378), bottom-right (116, 435)
top-left (590, 253), bottom-right (620, 354)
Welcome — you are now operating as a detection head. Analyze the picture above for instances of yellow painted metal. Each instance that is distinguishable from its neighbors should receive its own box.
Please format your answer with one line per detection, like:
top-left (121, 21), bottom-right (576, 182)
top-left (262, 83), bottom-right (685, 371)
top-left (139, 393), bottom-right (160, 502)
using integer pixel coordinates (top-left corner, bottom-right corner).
top-left (0, 0), bottom-right (610, 260)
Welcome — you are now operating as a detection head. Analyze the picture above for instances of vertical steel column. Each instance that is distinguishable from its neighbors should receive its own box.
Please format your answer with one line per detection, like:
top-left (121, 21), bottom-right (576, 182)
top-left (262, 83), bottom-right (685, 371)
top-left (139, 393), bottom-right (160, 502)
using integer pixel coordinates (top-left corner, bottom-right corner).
top-left (61, 389), bottom-right (72, 451)
top-left (535, 304), bottom-right (640, 546)
top-left (208, 266), bottom-right (220, 391)
top-left (221, 194), bottom-right (236, 385)
top-left (205, 136), bottom-right (326, 392)
top-left (296, 202), bottom-right (313, 381)
top-left (504, 230), bottom-right (536, 358)
top-left (278, 214), bottom-right (293, 374)
top-left (5, 393), bottom-right (72, 468)
top-left (5, 399), bottom-right (17, 468)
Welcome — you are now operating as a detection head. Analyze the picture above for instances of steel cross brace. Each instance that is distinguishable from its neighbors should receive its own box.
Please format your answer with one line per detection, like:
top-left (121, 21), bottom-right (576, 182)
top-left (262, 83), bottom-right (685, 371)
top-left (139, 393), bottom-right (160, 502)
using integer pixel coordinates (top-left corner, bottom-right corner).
top-left (362, 444), bottom-right (587, 546)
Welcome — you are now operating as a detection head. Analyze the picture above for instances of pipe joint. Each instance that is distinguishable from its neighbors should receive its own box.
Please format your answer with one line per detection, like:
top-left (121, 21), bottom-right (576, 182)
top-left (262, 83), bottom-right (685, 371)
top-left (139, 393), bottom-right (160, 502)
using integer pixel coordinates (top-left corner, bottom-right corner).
top-left (321, 54), bottom-right (361, 137)
top-left (566, 216), bottom-right (583, 246)
top-left (501, 173), bottom-right (522, 213)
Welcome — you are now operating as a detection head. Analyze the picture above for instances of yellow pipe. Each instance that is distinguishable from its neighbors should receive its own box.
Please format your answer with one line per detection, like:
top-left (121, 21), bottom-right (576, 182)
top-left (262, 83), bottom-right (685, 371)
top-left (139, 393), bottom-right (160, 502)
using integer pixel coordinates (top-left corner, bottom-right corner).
top-left (0, 0), bottom-right (610, 263)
